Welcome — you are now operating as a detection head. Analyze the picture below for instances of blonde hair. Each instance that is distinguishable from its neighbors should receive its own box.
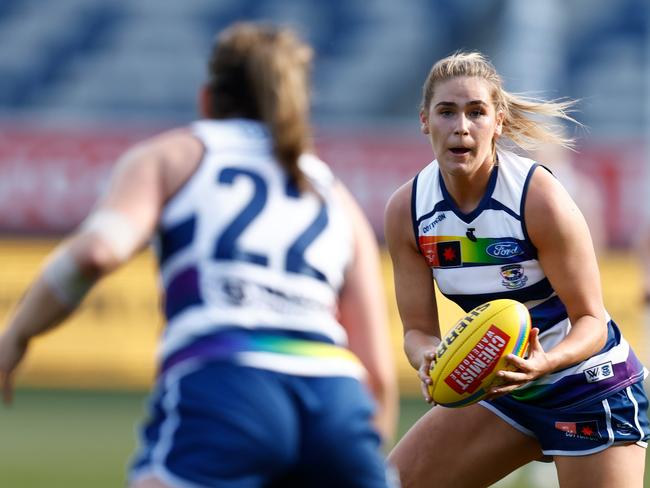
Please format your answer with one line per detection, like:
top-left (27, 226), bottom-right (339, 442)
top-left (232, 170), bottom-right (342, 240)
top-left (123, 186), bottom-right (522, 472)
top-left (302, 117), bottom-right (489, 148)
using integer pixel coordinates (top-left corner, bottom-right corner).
top-left (421, 51), bottom-right (579, 151)
top-left (207, 22), bottom-right (313, 190)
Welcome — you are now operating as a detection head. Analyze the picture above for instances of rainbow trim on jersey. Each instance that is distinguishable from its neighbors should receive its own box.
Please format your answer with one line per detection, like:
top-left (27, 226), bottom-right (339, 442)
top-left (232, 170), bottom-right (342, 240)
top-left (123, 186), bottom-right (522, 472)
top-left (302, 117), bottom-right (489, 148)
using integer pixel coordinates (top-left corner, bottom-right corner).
top-left (510, 321), bottom-right (647, 409)
top-left (418, 235), bottom-right (533, 268)
top-left (161, 329), bottom-right (360, 374)
top-left (510, 358), bottom-right (647, 408)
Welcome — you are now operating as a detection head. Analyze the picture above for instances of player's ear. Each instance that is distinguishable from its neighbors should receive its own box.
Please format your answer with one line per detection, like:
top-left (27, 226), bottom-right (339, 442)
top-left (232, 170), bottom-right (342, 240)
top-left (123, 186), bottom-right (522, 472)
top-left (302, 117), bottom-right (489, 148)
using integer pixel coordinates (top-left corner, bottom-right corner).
top-left (419, 110), bottom-right (430, 135)
top-left (199, 85), bottom-right (214, 118)
top-left (494, 109), bottom-right (504, 137)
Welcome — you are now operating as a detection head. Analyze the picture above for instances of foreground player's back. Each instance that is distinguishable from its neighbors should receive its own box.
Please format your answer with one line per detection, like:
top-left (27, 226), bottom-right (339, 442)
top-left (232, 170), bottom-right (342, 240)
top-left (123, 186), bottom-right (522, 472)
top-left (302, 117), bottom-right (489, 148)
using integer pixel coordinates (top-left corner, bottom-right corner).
top-left (156, 118), bottom-right (356, 364)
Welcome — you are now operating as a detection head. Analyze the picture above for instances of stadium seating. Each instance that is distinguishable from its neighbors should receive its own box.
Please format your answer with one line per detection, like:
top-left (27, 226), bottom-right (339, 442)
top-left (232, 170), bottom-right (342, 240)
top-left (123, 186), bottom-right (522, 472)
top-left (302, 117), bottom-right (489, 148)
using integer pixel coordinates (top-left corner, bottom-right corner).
top-left (0, 0), bottom-right (645, 133)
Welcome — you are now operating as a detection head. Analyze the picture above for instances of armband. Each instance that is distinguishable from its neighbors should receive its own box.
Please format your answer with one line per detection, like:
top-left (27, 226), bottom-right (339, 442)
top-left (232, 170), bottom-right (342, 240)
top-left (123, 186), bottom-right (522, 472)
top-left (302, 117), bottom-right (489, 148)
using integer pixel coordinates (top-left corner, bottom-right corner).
top-left (80, 210), bottom-right (143, 261)
top-left (42, 248), bottom-right (94, 308)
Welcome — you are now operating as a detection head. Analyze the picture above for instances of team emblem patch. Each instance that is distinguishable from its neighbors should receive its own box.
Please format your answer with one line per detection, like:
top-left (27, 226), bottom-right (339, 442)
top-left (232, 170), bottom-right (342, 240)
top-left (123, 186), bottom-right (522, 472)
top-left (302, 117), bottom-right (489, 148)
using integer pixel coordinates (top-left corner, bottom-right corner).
top-left (500, 264), bottom-right (528, 289)
top-left (583, 361), bottom-right (614, 383)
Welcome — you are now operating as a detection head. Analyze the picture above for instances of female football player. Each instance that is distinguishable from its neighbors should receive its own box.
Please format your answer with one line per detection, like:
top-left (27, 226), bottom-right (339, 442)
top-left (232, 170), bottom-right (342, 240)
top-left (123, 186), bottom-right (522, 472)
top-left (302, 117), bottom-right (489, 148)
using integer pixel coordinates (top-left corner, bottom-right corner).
top-left (385, 51), bottom-right (649, 487)
top-left (0, 22), bottom-right (398, 488)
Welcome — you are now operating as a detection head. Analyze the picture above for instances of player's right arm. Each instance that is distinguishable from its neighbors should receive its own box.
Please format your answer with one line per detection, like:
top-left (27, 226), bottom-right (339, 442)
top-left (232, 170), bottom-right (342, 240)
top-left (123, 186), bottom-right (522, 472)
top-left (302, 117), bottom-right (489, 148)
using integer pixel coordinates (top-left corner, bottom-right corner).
top-left (0, 129), bottom-right (203, 405)
top-left (384, 181), bottom-right (441, 403)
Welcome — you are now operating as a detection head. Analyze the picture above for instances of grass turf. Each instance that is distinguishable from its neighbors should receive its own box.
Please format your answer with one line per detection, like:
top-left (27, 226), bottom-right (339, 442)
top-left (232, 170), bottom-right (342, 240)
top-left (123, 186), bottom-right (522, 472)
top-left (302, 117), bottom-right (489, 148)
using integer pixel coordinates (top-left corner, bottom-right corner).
top-left (1, 388), bottom-right (647, 488)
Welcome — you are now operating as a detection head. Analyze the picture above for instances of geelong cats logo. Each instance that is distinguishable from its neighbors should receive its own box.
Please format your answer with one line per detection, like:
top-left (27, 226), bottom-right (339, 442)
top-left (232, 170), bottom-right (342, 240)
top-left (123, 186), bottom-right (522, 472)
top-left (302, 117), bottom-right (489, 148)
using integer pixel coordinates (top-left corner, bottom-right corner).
top-left (500, 264), bottom-right (528, 289)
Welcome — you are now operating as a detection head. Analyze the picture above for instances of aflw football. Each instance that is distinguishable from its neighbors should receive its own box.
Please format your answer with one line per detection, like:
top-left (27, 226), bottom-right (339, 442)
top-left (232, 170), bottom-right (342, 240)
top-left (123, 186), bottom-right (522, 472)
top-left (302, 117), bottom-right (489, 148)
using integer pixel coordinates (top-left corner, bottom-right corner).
top-left (428, 299), bottom-right (531, 407)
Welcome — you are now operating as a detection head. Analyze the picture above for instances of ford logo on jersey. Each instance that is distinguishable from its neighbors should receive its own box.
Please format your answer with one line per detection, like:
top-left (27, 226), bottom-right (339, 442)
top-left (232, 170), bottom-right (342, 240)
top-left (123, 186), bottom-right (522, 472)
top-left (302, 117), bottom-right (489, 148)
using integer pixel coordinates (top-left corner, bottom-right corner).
top-left (486, 241), bottom-right (523, 258)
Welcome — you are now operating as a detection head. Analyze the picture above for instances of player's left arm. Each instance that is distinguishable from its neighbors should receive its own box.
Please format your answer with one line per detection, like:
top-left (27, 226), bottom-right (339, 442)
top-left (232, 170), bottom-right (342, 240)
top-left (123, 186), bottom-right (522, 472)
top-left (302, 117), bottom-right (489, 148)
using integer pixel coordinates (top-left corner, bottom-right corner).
top-left (335, 181), bottom-right (399, 446)
top-left (493, 166), bottom-right (607, 392)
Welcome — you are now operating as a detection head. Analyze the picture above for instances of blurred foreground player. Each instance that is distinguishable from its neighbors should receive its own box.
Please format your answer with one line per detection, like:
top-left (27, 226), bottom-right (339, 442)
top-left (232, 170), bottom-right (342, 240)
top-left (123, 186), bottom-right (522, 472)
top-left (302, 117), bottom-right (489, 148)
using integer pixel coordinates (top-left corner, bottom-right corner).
top-left (0, 22), bottom-right (398, 488)
top-left (384, 51), bottom-right (649, 488)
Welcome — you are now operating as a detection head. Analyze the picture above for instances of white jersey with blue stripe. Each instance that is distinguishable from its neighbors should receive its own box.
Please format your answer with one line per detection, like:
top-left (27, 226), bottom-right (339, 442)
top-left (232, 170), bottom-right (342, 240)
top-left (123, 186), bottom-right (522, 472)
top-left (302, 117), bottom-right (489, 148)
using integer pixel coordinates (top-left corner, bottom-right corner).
top-left (412, 149), bottom-right (647, 409)
top-left (153, 119), bottom-right (363, 378)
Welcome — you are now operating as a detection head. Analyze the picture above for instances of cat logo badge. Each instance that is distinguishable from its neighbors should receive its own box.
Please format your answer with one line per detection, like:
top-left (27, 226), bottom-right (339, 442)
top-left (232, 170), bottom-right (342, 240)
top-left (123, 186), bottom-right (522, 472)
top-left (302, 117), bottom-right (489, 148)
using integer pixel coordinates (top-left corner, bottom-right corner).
top-left (500, 264), bottom-right (528, 290)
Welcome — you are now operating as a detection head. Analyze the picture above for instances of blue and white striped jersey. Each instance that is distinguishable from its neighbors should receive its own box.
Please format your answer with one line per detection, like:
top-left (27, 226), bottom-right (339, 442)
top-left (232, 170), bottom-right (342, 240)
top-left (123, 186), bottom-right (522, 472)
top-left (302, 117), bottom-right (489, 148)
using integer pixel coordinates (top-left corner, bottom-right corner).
top-left (412, 149), bottom-right (647, 408)
top-left (153, 119), bottom-right (364, 378)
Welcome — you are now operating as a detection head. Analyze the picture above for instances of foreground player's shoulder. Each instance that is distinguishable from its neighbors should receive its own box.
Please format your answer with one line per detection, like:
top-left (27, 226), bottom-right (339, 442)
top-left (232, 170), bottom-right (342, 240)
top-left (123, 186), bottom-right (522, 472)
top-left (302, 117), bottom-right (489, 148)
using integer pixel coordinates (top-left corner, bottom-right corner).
top-left (111, 128), bottom-right (203, 180)
top-left (140, 127), bottom-right (204, 164)
top-left (96, 127), bottom-right (206, 211)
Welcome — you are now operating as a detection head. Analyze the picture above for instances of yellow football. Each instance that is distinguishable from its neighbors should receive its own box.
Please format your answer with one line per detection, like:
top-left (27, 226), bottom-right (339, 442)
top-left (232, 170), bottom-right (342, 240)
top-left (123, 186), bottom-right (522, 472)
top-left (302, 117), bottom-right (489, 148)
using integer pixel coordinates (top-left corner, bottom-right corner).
top-left (428, 299), bottom-right (531, 407)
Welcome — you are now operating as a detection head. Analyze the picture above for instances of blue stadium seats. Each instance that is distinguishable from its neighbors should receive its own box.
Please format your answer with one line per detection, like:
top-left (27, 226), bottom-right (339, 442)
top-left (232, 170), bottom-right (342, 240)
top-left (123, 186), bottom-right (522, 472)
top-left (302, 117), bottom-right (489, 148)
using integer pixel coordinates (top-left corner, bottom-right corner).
top-left (0, 0), bottom-right (645, 135)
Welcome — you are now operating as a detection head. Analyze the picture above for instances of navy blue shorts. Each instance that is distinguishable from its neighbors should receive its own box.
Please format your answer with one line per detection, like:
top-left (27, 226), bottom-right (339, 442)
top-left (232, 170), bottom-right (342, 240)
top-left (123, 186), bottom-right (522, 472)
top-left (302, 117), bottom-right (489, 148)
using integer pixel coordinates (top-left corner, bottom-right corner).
top-left (129, 360), bottom-right (393, 487)
top-left (481, 381), bottom-right (650, 457)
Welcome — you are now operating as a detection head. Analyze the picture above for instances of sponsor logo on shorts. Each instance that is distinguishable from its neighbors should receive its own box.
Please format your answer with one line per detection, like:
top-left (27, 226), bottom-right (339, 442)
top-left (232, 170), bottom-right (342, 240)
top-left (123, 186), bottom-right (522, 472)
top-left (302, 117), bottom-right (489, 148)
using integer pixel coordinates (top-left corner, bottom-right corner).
top-left (555, 420), bottom-right (601, 440)
top-left (499, 264), bottom-right (528, 289)
top-left (583, 361), bottom-right (614, 383)
top-left (614, 421), bottom-right (636, 436)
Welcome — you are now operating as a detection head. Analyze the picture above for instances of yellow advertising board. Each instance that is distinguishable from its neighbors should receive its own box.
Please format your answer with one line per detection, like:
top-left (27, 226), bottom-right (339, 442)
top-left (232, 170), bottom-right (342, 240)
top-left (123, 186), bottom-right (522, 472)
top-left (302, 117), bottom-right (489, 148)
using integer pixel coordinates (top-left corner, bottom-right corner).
top-left (0, 239), bottom-right (161, 390)
top-left (0, 239), bottom-right (648, 396)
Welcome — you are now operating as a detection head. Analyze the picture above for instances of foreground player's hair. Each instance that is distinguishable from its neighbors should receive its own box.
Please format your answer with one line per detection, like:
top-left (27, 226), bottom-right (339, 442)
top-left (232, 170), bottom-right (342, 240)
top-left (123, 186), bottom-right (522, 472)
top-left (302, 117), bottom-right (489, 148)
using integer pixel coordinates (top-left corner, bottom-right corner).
top-left (206, 23), bottom-right (313, 190)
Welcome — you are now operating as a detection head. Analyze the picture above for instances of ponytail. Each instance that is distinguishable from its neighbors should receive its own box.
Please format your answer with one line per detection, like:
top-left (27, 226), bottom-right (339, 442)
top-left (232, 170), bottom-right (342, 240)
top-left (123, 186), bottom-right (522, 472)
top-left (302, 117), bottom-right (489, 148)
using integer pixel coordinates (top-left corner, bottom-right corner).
top-left (207, 23), bottom-right (313, 191)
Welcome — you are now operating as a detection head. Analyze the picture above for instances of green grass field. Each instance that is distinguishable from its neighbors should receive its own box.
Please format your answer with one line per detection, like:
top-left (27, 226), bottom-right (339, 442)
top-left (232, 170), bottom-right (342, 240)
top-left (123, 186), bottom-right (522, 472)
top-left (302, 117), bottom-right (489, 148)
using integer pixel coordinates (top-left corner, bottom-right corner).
top-left (3, 388), bottom-right (647, 488)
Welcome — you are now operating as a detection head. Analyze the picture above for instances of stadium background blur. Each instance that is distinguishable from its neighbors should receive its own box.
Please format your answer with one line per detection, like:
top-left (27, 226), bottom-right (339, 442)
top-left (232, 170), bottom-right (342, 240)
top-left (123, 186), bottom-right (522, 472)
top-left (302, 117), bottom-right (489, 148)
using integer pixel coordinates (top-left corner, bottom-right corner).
top-left (0, 1), bottom-right (649, 487)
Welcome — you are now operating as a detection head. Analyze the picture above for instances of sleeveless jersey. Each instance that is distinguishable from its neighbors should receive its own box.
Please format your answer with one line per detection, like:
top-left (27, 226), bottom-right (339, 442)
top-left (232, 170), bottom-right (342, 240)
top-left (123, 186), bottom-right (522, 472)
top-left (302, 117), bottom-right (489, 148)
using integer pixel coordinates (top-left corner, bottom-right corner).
top-left (412, 150), bottom-right (647, 409)
top-left (154, 119), bottom-right (364, 378)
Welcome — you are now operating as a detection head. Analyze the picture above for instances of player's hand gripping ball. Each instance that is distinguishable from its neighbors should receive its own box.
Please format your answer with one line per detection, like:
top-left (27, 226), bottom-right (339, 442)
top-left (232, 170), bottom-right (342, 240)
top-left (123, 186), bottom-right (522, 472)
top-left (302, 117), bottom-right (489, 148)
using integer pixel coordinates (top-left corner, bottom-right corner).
top-left (428, 299), bottom-right (531, 407)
